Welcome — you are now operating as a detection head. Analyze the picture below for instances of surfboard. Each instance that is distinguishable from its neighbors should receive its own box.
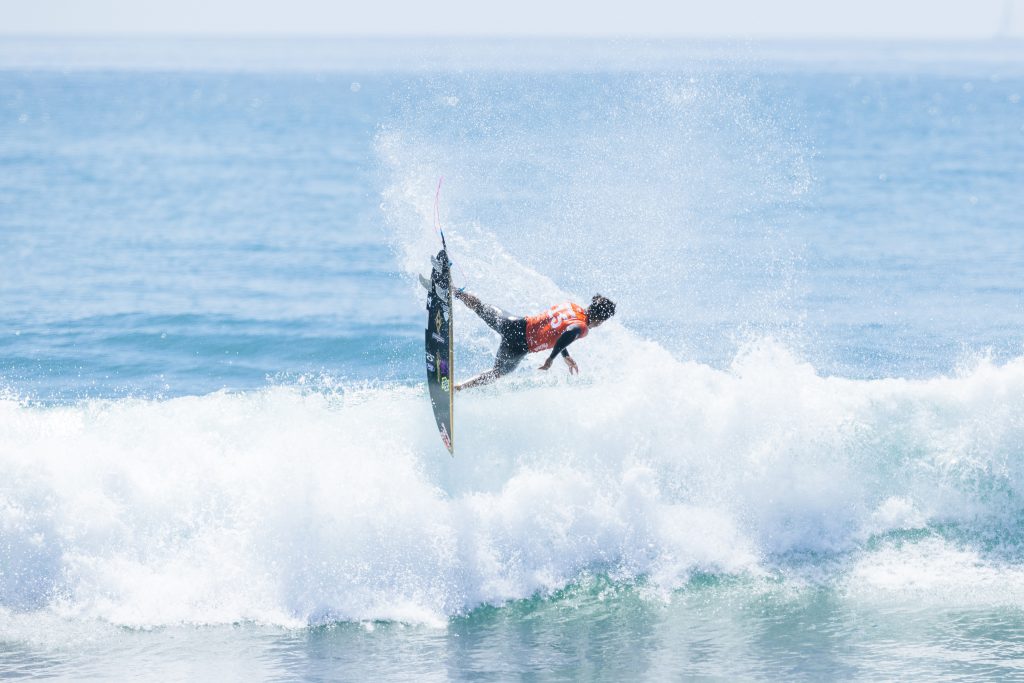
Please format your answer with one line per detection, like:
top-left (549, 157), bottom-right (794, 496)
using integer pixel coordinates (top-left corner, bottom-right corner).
top-left (425, 249), bottom-right (454, 453)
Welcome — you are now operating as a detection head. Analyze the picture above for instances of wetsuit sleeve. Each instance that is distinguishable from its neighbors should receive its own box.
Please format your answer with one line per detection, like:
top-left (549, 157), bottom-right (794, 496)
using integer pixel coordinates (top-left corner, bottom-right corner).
top-left (546, 327), bottom-right (582, 363)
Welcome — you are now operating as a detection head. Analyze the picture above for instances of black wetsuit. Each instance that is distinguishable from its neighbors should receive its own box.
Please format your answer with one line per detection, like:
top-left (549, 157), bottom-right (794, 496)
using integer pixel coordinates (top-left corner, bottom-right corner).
top-left (477, 304), bottom-right (581, 375)
top-left (475, 304), bottom-right (530, 374)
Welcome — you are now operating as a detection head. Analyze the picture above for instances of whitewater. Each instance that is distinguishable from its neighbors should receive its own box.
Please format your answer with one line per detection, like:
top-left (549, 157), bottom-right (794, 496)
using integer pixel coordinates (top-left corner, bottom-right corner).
top-left (5, 337), bottom-right (1024, 630)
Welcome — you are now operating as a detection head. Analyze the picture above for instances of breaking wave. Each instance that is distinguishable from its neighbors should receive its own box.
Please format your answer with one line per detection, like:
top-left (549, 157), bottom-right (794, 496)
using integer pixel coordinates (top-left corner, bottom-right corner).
top-left (3, 340), bottom-right (1024, 627)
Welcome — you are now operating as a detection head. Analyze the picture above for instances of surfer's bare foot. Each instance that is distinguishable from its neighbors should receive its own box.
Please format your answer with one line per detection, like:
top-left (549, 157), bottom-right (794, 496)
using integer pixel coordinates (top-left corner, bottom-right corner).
top-left (455, 289), bottom-right (482, 309)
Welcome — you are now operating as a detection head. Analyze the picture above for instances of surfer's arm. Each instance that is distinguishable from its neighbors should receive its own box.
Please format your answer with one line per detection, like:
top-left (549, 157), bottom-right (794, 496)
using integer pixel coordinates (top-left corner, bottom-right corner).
top-left (538, 328), bottom-right (581, 373)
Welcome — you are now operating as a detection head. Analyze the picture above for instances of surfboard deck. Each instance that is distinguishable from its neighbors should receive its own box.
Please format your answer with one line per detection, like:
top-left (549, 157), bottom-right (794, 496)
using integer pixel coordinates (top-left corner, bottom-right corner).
top-left (425, 249), bottom-right (454, 453)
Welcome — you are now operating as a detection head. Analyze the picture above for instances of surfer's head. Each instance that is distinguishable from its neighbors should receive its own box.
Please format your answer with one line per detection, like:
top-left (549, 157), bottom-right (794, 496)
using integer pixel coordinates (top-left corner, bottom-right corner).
top-left (587, 295), bottom-right (616, 328)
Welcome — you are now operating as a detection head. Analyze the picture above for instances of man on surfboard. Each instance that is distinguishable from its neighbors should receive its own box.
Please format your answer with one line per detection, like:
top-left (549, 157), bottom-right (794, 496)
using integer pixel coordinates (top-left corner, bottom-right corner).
top-left (450, 289), bottom-right (616, 391)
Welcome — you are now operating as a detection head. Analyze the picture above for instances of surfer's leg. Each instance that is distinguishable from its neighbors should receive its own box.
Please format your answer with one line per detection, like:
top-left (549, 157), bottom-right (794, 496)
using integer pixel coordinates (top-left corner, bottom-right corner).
top-left (494, 344), bottom-right (526, 375)
top-left (455, 369), bottom-right (500, 392)
top-left (454, 289), bottom-right (487, 315)
top-left (455, 343), bottom-right (525, 391)
top-left (455, 290), bottom-right (510, 334)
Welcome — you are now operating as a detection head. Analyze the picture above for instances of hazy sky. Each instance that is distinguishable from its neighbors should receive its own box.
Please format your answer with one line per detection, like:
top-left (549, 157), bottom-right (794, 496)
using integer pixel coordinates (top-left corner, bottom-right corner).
top-left (1, 0), bottom-right (1020, 39)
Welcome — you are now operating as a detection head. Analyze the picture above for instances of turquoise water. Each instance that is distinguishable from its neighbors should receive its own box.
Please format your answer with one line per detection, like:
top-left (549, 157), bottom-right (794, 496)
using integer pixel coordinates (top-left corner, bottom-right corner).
top-left (2, 37), bottom-right (1024, 680)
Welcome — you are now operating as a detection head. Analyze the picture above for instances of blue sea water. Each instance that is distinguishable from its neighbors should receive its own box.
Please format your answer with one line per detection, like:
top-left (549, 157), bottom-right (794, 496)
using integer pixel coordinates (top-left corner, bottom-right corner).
top-left (2, 37), bottom-right (1024, 680)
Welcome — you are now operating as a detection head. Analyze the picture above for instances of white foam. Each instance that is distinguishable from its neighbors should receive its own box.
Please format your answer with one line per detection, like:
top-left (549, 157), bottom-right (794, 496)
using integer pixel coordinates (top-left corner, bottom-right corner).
top-left (845, 536), bottom-right (1024, 608)
top-left (2, 340), bottom-right (1024, 627)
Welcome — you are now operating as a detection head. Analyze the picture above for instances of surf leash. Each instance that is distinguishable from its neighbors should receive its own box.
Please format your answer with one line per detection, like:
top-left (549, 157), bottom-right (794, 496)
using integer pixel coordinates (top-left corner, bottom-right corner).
top-left (434, 176), bottom-right (448, 251)
top-left (432, 176), bottom-right (467, 289)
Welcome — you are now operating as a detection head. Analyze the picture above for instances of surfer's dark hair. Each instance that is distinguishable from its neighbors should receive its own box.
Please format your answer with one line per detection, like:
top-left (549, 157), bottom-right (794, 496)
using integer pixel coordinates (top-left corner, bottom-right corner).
top-left (588, 295), bottom-right (616, 323)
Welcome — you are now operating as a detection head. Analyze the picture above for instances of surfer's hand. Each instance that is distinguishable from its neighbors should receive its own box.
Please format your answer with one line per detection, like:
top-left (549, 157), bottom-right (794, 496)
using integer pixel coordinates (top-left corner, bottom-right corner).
top-left (563, 355), bottom-right (579, 375)
top-left (538, 359), bottom-right (553, 371)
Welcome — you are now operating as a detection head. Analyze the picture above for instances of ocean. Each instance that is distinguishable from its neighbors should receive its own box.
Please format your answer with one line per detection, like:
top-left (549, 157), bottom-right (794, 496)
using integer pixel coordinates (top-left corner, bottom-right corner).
top-left (2, 36), bottom-right (1024, 680)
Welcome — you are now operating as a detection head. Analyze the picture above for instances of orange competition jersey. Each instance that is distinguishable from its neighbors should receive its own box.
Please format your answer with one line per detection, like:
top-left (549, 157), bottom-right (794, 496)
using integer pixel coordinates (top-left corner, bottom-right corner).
top-left (525, 302), bottom-right (589, 352)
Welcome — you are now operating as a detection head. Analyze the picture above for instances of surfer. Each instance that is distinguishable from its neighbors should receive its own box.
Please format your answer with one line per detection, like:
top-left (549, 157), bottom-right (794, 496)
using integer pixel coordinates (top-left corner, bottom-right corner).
top-left (450, 289), bottom-right (616, 391)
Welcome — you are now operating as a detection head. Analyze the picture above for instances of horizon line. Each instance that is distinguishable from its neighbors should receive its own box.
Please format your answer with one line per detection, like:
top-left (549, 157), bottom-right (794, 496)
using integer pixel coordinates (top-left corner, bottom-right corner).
top-left (2, 32), bottom-right (1022, 43)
